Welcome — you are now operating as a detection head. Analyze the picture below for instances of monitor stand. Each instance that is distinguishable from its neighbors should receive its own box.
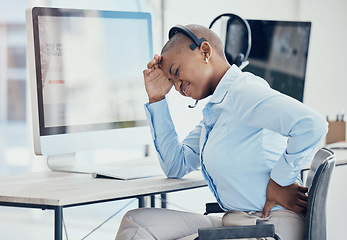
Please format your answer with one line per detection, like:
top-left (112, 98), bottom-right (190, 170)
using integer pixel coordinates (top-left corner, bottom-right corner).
top-left (47, 153), bottom-right (93, 174)
top-left (47, 145), bottom-right (151, 174)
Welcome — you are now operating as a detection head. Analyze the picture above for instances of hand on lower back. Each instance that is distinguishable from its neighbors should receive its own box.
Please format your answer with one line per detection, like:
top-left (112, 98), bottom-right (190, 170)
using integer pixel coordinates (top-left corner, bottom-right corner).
top-left (262, 178), bottom-right (308, 217)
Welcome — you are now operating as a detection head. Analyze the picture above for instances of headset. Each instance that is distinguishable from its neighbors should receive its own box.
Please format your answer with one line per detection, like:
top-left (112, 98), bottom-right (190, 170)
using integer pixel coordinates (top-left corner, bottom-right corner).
top-left (169, 25), bottom-right (206, 51)
top-left (209, 13), bottom-right (252, 68)
top-left (168, 13), bottom-right (251, 108)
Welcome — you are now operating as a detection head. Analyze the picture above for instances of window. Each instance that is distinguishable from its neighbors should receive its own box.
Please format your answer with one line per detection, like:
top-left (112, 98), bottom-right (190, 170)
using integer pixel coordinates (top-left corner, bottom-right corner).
top-left (0, 1), bottom-right (29, 174)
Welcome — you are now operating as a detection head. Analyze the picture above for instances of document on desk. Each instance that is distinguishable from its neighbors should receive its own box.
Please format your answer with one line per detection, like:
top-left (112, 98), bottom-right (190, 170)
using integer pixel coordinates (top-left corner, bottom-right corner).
top-left (92, 165), bottom-right (164, 180)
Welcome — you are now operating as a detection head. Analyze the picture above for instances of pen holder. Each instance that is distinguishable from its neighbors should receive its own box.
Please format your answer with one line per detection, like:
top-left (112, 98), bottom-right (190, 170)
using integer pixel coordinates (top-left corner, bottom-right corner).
top-left (326, 120), bottom-right (346, 144)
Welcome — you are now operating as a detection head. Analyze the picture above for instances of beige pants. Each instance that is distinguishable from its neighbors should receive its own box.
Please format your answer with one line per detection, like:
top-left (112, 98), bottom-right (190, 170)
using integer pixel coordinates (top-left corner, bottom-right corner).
top-left (115, 208), bottom-right (304, 240)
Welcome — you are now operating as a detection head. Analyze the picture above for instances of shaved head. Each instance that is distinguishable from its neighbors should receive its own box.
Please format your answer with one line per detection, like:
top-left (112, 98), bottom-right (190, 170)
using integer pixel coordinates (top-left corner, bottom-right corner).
top-left (161, 24), bottom-right (226, 59)
top-left (158, 24), bottom-right (231, 101)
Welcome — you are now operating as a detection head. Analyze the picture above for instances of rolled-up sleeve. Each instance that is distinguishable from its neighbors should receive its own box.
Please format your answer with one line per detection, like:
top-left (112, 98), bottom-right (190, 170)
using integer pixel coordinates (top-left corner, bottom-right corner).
top-left (144, 99), bottom-right (201, 178)
top-left (233, 75), bottom-right (328, 186)
top-left (270, 112), bottom-right (328, 186)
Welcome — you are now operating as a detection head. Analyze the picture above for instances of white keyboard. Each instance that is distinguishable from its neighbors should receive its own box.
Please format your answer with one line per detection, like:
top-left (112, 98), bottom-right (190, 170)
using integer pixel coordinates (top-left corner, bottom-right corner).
top-left (92, 165), bottom-right (164, 180)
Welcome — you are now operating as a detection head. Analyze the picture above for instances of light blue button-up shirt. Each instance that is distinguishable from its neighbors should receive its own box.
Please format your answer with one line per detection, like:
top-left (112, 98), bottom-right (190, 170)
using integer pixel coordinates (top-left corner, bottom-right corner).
top-left (144, 65), bottom-right (328, 212)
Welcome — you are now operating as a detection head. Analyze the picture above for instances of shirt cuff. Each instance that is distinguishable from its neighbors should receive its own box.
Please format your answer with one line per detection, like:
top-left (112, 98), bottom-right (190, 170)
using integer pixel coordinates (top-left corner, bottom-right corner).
top-left (270, 154), bottom-right (301, 187)
top-left (144, 98), bottom-right (175, 139)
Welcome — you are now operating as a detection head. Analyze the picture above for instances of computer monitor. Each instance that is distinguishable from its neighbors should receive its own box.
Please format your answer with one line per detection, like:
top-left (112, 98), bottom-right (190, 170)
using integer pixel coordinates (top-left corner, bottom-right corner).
top-left (26, 7), bottom-right (153, 171)
top-left (225, 19), bottom-right (311, 102)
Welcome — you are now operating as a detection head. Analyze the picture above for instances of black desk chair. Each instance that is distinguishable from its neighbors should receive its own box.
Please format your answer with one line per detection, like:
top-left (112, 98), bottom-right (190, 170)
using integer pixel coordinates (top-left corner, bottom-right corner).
top-left (197, 148), bottom-right (335, 240)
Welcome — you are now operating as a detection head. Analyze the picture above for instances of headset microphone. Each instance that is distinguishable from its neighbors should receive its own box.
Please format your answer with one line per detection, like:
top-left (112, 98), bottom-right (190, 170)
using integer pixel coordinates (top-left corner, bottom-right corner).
top-left (188, 100), bottom-right (198, 108)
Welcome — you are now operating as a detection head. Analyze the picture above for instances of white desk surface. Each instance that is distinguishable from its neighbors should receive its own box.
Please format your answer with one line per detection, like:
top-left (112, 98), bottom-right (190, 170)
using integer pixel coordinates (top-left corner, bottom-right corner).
top-left (0, 170), bottom-right (206, 207)
top-left (333, 148), bottom-right (347, 163)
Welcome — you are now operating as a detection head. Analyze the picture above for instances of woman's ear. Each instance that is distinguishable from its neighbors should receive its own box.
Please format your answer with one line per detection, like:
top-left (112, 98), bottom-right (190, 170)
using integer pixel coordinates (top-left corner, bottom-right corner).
top-left (200, 42), bottom-right (212, 62)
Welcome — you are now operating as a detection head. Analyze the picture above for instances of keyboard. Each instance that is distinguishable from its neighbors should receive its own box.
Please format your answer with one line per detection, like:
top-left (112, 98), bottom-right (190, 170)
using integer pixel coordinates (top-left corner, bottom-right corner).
top-left (92, 165), bottom-right (164, 180)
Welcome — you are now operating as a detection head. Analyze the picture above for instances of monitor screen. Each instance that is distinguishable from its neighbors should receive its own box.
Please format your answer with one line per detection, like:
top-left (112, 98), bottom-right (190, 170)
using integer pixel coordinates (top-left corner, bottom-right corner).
top-left (225, 20), bottom-right (311, 102)
top-left (32, 8), bottom-right (152, 136)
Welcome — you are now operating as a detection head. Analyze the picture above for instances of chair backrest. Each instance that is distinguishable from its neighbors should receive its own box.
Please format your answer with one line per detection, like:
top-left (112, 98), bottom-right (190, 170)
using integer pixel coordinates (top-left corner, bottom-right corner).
top-left (304, 148), bottom-right (335, 240)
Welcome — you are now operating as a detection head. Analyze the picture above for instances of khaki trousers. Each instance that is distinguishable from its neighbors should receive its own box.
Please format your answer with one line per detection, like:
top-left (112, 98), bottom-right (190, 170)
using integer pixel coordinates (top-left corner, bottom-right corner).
top-left (115, 208), bottom-right (304, 240)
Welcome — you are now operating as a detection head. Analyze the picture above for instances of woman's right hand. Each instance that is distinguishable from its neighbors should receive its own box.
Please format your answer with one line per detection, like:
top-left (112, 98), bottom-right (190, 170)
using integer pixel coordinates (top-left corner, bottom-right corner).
top-left (143, 54), bottom-right (173, 103)
top-left (262, 178), bottom-right (308, 218)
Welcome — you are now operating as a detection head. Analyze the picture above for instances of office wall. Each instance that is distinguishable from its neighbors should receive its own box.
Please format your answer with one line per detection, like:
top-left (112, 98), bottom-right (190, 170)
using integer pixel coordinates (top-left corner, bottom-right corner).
top-left (299, 0), bottom-right (347, 120)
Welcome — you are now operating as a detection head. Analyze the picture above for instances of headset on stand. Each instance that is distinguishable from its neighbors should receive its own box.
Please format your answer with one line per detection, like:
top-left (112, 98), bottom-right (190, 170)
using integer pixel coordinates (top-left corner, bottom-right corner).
top-left (209, 13), bottom-right (252, 69)
top-left (168, 13), bottom-right (251, 108)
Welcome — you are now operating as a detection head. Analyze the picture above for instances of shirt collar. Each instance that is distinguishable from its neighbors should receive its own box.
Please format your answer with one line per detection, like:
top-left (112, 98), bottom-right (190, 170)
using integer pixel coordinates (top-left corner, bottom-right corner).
top-left (209, 64), bottom-right (242, 104)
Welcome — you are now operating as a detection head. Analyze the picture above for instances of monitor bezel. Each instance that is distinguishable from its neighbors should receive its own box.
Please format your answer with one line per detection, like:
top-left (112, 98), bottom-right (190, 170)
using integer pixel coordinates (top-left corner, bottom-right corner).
top-left (31, 7), bottom-right (152, 136)
top-left (225, 19), bottom-right (311, 102)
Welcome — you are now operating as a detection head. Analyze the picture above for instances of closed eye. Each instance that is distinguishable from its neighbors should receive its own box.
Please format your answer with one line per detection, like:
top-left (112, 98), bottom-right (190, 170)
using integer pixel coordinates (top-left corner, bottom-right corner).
top-left (175, 66), bottom-right (179, 76)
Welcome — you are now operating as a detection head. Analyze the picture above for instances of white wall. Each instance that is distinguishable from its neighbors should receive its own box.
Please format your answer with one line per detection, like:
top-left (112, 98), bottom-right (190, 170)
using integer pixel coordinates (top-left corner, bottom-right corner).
top-left (299, 0), bottom-right (347, 120)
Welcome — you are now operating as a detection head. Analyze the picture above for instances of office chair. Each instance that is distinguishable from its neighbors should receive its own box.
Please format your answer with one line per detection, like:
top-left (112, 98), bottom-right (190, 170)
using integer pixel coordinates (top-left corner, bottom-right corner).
top-left (197, 148), bottom-right (335, 240)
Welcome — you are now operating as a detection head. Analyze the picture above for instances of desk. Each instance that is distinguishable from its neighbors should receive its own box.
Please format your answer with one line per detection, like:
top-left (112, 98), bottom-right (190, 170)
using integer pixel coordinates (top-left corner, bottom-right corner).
top-left (0, 170), bottom-right (206, 240)
top-left (332, 148), bottom-right (347, 166)
top-left (301, 148), bottom-right (347, 180)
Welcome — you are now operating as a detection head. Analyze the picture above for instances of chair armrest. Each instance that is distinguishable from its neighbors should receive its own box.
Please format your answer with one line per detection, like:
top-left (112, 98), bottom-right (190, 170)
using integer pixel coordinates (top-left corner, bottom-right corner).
top-left (198, 224), bottom-right (279, 240)
top-left (204, 202), bottom-right (225, 215)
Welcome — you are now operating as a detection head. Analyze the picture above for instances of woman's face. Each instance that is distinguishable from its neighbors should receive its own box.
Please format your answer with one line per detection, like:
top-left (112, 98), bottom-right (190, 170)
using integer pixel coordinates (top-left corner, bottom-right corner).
top-left (161, 49), bottom-right (214, 101)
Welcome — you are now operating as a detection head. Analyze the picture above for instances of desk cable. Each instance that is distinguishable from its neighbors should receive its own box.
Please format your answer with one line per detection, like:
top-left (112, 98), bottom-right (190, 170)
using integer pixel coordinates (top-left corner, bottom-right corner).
top-left (80, 199), bottom-right (136, 240)
top-left (62, 196), bottom-right (188, 239)
top-left (62, 216), bottom-right (68, 240)
top-left (61, 198), bottom-right (136, 240)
